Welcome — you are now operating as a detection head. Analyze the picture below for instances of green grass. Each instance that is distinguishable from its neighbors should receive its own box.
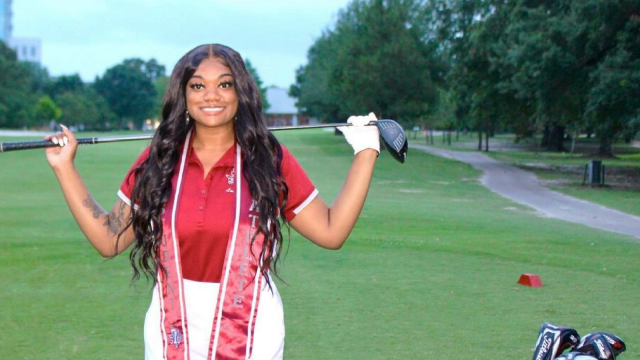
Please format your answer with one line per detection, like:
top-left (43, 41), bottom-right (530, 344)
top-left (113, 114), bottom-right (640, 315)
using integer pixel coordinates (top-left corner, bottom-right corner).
top-left (0, 135), bottom-right (150, 360)
top-left (547, 186), bottom-right (640, 217)
top-left (1, 130), bottom-right (639, 359)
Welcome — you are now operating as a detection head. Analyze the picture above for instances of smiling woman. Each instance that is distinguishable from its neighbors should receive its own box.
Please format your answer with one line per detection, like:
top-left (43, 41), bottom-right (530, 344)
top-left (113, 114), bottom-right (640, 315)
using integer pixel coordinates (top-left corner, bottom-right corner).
top-left (41, 43), bottom-right (382, 360)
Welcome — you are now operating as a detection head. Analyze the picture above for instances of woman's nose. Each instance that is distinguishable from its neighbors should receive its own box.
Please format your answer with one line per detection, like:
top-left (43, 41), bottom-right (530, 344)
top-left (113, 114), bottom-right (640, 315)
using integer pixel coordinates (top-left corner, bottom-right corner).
top-left (203, 88), bottom-right (220, 102)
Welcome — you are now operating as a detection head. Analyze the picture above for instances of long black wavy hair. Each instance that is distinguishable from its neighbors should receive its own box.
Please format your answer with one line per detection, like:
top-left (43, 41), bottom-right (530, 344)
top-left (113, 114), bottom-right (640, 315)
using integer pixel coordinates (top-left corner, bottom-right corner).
top-left (125, 44), bottom-right (289, 286)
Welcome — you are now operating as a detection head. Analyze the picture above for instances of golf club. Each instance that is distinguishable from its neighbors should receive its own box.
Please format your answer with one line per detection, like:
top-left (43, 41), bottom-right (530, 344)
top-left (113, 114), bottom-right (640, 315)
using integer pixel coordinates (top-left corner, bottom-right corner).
top-left (0, 119), bottom-right (408, 163)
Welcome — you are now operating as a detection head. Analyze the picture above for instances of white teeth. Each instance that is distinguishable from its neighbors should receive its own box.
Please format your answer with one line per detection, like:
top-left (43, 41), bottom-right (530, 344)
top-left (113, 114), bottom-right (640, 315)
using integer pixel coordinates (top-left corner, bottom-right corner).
top-left (202, 107), bottom-right (223, 112)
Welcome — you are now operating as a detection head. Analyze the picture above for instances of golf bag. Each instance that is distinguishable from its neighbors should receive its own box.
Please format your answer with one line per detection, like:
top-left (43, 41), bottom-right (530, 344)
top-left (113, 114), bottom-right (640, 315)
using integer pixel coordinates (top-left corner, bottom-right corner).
top-left (532, 322), bottom-right (581, 360)
top-left (530, 323), bottom-right (627, 360)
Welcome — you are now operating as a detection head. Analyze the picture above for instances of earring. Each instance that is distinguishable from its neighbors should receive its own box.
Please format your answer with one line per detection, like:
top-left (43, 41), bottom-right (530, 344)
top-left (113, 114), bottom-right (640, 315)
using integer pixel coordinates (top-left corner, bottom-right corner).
top-left (186, 111), bottom-right (190, 125)
top-left (234, 116), bottom-right (237, 122)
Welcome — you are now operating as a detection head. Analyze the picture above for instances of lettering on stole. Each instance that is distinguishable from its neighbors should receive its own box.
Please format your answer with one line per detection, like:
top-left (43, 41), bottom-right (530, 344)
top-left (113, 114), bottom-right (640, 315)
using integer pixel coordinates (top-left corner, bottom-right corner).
top-left (161, 234), bottom-right (177, 310)
top-left (233, 200), bottom-right (259, 308)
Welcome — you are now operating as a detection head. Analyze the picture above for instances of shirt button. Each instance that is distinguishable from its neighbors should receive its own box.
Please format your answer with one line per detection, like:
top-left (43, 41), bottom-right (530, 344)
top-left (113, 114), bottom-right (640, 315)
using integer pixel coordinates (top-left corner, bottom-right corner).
top-left (201, 190), bottom-right (207, 195)
top-left (198, 206), bottom-right (204, 211)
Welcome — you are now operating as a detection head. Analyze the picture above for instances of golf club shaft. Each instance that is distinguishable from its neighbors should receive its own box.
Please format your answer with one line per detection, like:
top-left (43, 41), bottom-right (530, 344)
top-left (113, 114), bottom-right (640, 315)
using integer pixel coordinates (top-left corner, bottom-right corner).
top-left (0, 123), bottom-right (359, 153)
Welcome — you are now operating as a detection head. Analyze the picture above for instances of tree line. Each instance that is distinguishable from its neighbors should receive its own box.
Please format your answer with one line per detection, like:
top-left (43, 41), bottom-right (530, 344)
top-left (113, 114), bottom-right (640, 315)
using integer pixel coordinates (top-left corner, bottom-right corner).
top-left (291, 0), bottom-right (640, 155)
top-left (0, 41), bottom-right (269, 131)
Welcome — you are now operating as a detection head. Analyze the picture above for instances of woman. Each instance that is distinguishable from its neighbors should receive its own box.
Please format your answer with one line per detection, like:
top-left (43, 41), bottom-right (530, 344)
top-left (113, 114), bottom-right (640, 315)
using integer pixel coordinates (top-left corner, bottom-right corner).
top-left (45, 44), bottom-right (379, 360)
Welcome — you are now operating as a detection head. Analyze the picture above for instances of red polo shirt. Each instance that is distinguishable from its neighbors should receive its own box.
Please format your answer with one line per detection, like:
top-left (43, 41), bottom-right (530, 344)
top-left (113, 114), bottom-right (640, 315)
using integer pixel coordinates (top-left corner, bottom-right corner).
top-left (118, 142), bottom-right (317, 283)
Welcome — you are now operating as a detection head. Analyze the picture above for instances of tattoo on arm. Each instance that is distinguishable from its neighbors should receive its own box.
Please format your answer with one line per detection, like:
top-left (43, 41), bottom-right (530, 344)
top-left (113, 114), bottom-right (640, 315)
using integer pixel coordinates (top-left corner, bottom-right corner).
top-left (82, 194), bottom-right (102, 219)
top-left (104, 201), bottom-right (127, 235)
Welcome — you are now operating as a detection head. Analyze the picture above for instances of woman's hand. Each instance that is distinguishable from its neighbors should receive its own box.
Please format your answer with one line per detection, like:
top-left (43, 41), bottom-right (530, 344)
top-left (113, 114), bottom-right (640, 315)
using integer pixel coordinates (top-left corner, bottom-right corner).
top-left (337, 112), bottom-right (380, 155)
top-left (44, 125), bottom-right (78, 170)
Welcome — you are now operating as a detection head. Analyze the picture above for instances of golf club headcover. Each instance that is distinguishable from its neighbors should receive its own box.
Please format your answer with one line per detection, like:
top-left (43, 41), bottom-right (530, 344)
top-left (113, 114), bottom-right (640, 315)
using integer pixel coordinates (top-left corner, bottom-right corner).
top-left (601, 333), bottom-right (626, 356)
top-left (338, 112), bottom-right (380, 155)
top-left (555, 352), bottom-right (599, 360)
top-left (531, 322), bottom-right (581, 360)
top-left (573, 332), bottom-right (622, 360)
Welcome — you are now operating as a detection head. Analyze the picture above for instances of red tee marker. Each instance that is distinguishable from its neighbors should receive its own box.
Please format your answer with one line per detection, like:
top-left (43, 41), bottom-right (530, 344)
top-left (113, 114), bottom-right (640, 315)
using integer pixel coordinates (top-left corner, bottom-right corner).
top-left (518, 273), bottom-right (543, 287)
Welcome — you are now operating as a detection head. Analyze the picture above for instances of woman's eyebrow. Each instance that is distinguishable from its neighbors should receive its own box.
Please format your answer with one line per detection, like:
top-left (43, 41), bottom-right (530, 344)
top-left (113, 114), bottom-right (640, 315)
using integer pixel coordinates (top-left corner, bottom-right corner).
top-left (190, 73), bottom-right (233, 80)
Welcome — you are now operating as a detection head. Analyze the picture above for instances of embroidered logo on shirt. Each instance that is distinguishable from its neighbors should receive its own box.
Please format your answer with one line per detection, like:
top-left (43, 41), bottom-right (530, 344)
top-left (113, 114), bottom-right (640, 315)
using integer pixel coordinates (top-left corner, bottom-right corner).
top-left (226, 168), bottom-right (235, 193)
top-left (169, 325), bottom-right (183, 349)
top-left (226, 169), bottom-right (235, 185)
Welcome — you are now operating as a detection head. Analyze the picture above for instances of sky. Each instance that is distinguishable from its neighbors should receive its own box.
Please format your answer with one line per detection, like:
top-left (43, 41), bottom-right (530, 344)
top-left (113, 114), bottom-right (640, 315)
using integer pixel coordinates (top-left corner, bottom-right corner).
top-left (11, 0), bottom-right (352, 89)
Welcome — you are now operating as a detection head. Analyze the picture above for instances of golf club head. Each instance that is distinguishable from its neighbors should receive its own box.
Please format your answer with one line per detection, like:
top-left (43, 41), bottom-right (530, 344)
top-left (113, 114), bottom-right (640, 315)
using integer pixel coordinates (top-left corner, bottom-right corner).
top-left (374, 119), bottom-right (408, 164)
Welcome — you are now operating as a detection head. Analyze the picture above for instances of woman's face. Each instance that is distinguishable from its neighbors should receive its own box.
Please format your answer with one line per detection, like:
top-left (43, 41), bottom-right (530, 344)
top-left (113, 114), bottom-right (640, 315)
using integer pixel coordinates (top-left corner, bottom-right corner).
top-left (185, 58), bottom-right (239, 130)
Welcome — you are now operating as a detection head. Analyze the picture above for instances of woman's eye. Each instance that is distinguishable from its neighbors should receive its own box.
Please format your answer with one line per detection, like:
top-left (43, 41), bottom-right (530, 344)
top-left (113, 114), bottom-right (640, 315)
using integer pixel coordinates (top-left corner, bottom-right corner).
top-left (189, 83), bottom-right (204, 90)
top-left (220, 81), bottom-right (234, 89)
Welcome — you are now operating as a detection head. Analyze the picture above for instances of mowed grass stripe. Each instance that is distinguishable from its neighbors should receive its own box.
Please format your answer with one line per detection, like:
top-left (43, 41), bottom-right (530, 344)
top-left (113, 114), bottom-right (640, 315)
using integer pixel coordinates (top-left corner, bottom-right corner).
top-left (0, 131), bottom-right (638, 360)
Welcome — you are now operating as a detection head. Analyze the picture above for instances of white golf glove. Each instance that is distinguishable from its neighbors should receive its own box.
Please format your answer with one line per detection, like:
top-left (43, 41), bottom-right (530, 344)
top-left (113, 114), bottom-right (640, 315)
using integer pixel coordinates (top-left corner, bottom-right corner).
top-left (337, 112), bottom-right (380, 155)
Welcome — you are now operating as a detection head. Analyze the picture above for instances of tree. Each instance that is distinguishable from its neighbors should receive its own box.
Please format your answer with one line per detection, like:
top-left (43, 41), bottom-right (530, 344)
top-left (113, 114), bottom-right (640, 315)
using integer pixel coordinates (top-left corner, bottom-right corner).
top-left (292, 0), bottom-right (445, 126)
top-left (431, 0), bottom-right (516, 150)
top-left (0, 41), bottom-right (36, 128)
top-left (56, 88), bottom-right (117, 131)
top-left (498, 1), bottom-right (591, 151)
top-left (289, 37), bottom-right (342, 121)
top-left (152, 75), bottom-right (169, 120)
top-left (426, 87), bottom-right (457, 143)
top-left (245, 59), bottom-right (270, 111)
top-left (34, 95), bottom-right (62, 126)
top-left (85, 88), bottom-right (118, 130)
top-left (493, 0), bottom-right (640, 154)
top-left (45, 74), bottom-right (85, 98)
top-left (432, 0), bottom-right (640, 154)
top-left (581, 0), bottom-right (640, 154)
top-left (427, 0), bottom-right (530, 151)
top-left (93, 58), bottom-right (158, 129)
top-left (122, 58), bottom-right (166, 82)
top-left (21, 61), bottom-right (51, 94)
top-left (41, 72), bottom-right (118, 130)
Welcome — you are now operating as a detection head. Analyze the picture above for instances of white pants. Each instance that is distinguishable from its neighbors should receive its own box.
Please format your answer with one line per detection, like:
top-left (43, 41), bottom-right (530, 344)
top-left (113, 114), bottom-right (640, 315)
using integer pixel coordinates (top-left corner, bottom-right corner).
top-left (144, 279), bottom-right (285, 360)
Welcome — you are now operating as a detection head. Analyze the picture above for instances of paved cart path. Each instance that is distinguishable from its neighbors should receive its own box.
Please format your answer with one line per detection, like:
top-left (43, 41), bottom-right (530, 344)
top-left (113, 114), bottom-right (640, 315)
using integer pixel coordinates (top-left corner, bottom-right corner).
top-left (411, 144), bottom-right (640, 239)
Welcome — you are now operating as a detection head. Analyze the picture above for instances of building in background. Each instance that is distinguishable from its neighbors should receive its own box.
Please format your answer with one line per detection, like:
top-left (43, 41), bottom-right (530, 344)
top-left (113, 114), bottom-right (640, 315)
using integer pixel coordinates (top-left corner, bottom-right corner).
top-left (1, 0), bottom-right (42, 63)
top-left (1, 0), bottom-right (12, 42)
top-left (264, 87), bottom-right (315, 127)
top-left (9, 37), bottom-right (41, 62)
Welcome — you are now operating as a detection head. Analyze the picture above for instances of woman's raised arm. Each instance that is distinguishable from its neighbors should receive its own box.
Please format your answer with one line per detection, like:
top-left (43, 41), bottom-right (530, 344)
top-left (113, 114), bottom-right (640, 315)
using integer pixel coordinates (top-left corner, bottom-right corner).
top-left (289, 113), bottom-right (379, 249)
top-left (45, 125), bottom-right (136, 257)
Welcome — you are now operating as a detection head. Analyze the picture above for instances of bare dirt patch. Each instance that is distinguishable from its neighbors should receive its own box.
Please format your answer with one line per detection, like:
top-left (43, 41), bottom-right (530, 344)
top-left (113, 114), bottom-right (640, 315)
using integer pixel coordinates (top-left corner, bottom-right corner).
top-left (471, 137), bottom-right (640, 190)
top-left (518, 163), bottom-right (640, 191)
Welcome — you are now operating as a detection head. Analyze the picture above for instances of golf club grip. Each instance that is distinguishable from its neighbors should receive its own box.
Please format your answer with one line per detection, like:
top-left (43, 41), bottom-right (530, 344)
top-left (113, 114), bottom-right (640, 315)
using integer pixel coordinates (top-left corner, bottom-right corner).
top-left (0, 137), bottom-right (98, 152)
